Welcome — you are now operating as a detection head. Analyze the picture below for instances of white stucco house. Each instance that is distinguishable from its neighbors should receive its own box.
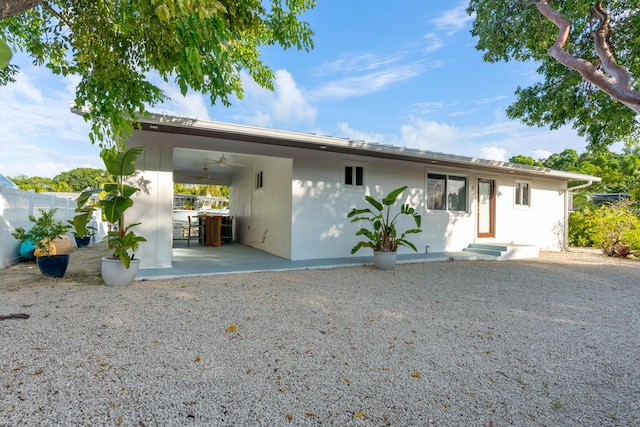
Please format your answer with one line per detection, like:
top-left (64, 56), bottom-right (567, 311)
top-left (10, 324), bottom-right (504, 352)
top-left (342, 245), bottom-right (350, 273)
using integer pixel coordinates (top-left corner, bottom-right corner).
top-left (121, 114), bottom-right (600, 269)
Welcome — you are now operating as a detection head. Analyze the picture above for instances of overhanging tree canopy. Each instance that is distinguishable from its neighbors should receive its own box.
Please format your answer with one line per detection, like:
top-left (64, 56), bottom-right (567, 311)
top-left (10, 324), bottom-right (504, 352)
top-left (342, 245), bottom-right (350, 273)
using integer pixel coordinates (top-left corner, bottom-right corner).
top-left (0, 0), bottom-right (315, 147)
top-left (468, 0), bottom-right (640, 151)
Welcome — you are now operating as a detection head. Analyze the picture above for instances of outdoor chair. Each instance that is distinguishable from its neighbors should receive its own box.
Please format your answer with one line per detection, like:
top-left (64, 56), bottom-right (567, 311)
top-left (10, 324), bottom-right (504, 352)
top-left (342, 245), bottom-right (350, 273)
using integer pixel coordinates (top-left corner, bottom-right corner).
top-left (185, 215), bottom-right (202, 246)
top-left (221, 216), bottom-right (233, 243)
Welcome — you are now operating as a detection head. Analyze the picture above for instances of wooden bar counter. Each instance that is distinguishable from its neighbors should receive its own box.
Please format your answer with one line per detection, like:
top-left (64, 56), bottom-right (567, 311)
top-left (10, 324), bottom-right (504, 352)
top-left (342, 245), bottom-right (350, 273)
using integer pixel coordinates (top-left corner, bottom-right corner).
top-left (200, 215), bottom-right (222, 247)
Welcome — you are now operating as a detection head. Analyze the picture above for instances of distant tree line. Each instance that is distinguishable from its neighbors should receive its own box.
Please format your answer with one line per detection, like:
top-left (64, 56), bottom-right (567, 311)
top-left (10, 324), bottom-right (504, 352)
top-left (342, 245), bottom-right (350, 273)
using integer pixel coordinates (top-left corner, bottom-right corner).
top-left (10, 167), bottom-right (107, 192)
top-left (10, 168), bottom-right (230, 202)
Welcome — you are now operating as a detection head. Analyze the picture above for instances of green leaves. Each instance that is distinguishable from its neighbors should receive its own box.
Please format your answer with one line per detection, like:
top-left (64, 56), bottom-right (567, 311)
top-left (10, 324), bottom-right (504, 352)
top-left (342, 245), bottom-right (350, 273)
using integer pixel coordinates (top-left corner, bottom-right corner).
top-left (102, 147), bottom-right (145, 177)
top-left (468, 0), bottom-right (640, 150)
top-left (347, 186), bottom-right (422, 254)
top-left (1, 0), bottom-right (316, 148)
top-left (382, 186), bottom-right (407, 206)
top-left (106, 223), bottom-right (147, 269)
top-left (0, 39), bottom-right (11, 69)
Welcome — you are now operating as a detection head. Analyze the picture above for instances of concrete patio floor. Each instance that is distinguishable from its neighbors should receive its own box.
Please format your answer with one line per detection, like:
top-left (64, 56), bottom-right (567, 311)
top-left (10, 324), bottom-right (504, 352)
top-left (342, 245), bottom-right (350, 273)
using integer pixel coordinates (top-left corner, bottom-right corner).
top-left (137, 240), bottom-right (494, 280)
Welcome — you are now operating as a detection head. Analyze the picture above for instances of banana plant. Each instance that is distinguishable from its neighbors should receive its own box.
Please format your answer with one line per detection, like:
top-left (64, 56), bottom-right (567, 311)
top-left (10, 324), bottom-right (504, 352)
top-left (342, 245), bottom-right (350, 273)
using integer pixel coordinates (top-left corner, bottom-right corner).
top-left (347, 186), bottom-right (422, 254)
top-left (99, 147), bottom-right (147, 267)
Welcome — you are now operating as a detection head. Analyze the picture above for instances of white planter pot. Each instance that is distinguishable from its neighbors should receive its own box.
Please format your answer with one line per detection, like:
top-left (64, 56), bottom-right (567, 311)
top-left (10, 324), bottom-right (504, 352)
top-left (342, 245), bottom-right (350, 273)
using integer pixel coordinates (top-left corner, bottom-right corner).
top-left (373, 250), bottom-right (397, 270)
top-left (101, 257), bottom-right (140, 287)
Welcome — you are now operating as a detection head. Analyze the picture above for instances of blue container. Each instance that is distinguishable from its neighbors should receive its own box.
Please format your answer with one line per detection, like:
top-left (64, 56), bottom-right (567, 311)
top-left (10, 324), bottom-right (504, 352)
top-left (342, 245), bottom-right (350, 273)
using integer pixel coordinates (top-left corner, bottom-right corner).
top-left (36, 255), bottom-right (70, 278)
top-left (19, 240), bottom-right (36, 260)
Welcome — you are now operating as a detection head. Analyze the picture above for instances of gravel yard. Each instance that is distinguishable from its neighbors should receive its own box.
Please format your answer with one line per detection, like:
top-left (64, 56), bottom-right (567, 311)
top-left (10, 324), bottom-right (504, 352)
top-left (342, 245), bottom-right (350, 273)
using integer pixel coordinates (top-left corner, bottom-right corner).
top-left (1, 247), bottom-right (638, 426)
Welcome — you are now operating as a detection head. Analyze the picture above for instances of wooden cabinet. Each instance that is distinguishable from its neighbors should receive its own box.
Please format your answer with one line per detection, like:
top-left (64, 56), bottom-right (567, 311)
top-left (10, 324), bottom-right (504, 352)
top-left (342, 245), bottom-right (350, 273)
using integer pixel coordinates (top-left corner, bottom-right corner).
top-left (202, 215), bottom-right (222, 247)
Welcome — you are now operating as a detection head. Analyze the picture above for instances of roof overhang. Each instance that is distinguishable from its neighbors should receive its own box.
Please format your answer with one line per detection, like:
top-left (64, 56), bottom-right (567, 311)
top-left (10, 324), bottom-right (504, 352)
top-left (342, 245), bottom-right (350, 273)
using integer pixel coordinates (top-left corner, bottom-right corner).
top-left (135, 114), bottom-right (600, 182)
top-left (71, 105), bottom-right (601, 183)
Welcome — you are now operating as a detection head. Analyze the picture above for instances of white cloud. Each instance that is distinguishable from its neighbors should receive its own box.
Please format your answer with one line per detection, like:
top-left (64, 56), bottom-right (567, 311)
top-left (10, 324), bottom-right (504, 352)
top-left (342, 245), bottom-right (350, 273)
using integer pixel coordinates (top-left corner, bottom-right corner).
top-left (333, 115), bottom-right (589, 164)
top-left (397, 118), bottom-right (462, 152)
top-left (534, 149), bottom-right (553, 160)
top-left (337, 122), bottom-right (386, 144)
top-left (431, 2), bottom-right (473, 36)
top-left (480, 146), bottom-right (508, 162)
top-left (229, 70), bottom-right (316, 127)
top-left (422, 33), bottom-right (445, 54)
top-left (421, 2), bottom-right (474, 54)
top-left (0, 61), bottom-right (100, 178)
top-left (410, 102), bottom-right (446, 115)
top-left (153, 85), bottom-right (212, 120)
top-left (239, 111), bottom-right (271, 128)
top-left (314, 53), bottom-right (405, 76)
top-left (475, 96), bottom-right (508, 105)
top-left (271, 70), bottom-right (317, 122)
top-left (312, 63), bottom-right (429, 100)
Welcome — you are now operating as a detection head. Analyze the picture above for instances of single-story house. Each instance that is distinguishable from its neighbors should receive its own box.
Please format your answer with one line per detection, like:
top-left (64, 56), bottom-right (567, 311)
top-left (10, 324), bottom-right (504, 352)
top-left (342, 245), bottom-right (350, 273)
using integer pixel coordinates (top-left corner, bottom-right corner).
top-left (119, 114), bottom-right (600, 269)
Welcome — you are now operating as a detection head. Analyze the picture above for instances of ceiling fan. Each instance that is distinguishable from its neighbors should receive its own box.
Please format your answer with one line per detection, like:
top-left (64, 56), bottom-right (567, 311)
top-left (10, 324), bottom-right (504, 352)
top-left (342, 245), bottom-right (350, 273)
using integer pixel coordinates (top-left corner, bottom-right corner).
top-left (209, 153), bottom-right (246, 167)
top-left (191, 166), bottom-right (211, 179)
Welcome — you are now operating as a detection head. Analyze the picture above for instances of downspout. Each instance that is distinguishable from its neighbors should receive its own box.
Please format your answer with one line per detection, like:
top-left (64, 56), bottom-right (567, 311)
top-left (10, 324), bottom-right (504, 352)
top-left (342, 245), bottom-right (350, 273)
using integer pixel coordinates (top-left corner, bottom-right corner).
top-left (564, 180), bottom-right (594, 251)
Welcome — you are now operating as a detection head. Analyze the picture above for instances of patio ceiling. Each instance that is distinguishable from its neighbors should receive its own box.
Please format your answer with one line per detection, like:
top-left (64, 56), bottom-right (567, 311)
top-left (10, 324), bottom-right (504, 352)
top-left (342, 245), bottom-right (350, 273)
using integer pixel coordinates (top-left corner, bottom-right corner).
top-left (172, 148), bottom-right (260, 186)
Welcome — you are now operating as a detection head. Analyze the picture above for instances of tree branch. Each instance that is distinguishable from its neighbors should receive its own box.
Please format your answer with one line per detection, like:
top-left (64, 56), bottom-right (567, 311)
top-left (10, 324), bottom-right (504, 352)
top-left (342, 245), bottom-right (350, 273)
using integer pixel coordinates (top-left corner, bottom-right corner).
top-left (0, 0), bottom-right (43, 20)
top-left (535, 0), bottom-right (640, 114)
top-left (591, 1), bottom-right (631, 89)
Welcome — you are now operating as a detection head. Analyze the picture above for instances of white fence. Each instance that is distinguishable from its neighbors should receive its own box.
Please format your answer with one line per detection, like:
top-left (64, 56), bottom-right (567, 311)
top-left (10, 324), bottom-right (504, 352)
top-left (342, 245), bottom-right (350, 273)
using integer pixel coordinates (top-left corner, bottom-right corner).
top-left (0, 186), bottom-right (77, 268)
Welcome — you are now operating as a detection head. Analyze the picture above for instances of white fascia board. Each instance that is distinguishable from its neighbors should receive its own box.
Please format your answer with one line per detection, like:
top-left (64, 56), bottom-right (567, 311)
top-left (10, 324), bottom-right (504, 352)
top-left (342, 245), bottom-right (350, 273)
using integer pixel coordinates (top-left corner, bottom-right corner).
top-left (124, 112), bottom-right (602, 183)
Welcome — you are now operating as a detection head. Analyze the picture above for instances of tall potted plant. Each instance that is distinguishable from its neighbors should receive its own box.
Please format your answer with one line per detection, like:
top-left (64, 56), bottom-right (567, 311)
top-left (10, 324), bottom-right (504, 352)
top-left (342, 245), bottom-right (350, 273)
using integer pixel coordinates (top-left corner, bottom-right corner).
top-left (69, 189), bottom-right (98, 247)
top-left (12, 208), bottom-right (73, 278)
top-left (347, 186), bottom-right (422, 270)
top-left (99, 147), bottom-right (147, 287)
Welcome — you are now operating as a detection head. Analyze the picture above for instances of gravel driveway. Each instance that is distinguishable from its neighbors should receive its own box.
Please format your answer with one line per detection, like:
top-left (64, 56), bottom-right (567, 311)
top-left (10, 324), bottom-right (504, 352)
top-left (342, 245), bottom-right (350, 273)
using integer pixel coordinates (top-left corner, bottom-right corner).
top-left (1, 250), bottom-right (639, 426)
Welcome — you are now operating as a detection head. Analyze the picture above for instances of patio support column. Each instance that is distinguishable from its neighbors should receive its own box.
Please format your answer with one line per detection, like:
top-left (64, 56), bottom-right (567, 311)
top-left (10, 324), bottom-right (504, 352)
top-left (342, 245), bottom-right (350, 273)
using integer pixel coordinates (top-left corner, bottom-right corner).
top-left (128, 141), bottom-right (174, 269)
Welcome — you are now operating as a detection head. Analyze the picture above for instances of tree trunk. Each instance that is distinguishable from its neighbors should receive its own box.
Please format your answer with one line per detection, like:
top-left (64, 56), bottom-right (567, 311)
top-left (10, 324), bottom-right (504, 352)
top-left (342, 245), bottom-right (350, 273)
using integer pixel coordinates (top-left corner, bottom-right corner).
top-left (535, 0), bottom-right (640, 114)
top-left (1, 0), bottom-right (43, 20)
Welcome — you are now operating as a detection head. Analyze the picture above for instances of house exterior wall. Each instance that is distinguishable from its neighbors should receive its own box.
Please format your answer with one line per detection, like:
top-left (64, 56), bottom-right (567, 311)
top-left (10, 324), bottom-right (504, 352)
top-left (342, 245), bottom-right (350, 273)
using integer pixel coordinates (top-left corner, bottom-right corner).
top-left (492, 176), bottom-right (567, 250)
top-left (290, 152), bottom-right (568, 261)
top-left (123, 125), bottom-right (573, 268)
top-left (233, 156), bottom-right (292, 259)
top-left (291, 151), bottom-right (428, 260)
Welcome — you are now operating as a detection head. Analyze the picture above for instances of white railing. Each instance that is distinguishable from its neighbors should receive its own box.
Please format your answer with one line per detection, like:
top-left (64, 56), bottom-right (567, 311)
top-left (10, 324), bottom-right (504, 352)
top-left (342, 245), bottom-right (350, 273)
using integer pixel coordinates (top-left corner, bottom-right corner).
top-left (0, 186), bottom-right (76, 268)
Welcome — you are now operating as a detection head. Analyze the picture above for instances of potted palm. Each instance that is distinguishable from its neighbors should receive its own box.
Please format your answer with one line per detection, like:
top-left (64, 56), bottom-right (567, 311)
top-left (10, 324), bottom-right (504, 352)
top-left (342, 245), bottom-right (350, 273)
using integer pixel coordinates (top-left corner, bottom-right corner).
top-left (99, 147), bottom-right (147, 287)
top-left (347, 186), bottom-right (422, 270)
top-left (69, 189), bottom-right (98, 247)
top-left (12, 208), bottom-right (73, 278)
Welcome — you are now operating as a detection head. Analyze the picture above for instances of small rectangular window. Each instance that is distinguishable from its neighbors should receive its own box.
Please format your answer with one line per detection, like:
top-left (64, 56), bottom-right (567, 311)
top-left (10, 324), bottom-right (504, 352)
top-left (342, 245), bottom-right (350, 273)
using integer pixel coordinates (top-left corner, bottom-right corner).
top-left (515, 181), bottom-right (530, 206)
top-left (344, 165), bottom-right (364, 187)
top-left (427, 173), bottom-right (467, 211)
top-left (256, 171), bottom-right (263, 190)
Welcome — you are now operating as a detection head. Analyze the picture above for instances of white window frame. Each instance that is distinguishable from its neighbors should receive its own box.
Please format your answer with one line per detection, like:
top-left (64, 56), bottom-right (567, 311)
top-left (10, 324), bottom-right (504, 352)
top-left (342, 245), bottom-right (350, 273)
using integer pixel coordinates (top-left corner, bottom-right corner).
top-left (342, 162), bottom-right (365, 192)
top-left (426, 172), bottom-right (469, 212)
top-left (514, 180), bottom-right (531, 207)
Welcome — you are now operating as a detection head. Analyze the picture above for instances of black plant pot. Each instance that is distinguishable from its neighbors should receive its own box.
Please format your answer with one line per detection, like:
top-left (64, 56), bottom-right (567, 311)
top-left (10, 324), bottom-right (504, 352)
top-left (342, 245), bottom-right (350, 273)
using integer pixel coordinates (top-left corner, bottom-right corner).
top-left (37, 255), bottom-right (70, 278)
top-left (75, 236), bottom-right (91, 247)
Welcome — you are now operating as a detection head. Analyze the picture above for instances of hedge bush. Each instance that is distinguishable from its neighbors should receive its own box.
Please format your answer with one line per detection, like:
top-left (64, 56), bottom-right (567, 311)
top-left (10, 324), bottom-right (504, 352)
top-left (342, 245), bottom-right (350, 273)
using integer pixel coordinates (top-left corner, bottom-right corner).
top-left (569, 201), bottom-right (640, 257)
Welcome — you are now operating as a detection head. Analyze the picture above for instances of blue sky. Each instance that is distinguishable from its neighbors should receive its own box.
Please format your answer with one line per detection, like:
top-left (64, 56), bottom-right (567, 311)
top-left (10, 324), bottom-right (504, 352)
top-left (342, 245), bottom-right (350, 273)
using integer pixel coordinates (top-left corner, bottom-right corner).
top-left (0, 2), bottom-right (594, 179)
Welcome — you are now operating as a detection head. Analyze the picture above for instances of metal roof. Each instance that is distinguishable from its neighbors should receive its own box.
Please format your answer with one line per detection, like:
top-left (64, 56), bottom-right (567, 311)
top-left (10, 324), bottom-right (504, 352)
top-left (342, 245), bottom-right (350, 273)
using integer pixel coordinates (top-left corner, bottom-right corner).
top-left (82, 108), bottom-right (599, 182)
top-left (135, 114), bottom-right (601, 182)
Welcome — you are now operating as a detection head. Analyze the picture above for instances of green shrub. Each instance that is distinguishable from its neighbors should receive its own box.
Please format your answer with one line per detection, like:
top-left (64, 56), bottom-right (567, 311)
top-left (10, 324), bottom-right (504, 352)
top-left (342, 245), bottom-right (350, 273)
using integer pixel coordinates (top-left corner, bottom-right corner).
top-left (568, 208), bottom-right (595, 247)
top-left (590, 201), bottom-right (640, 257)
